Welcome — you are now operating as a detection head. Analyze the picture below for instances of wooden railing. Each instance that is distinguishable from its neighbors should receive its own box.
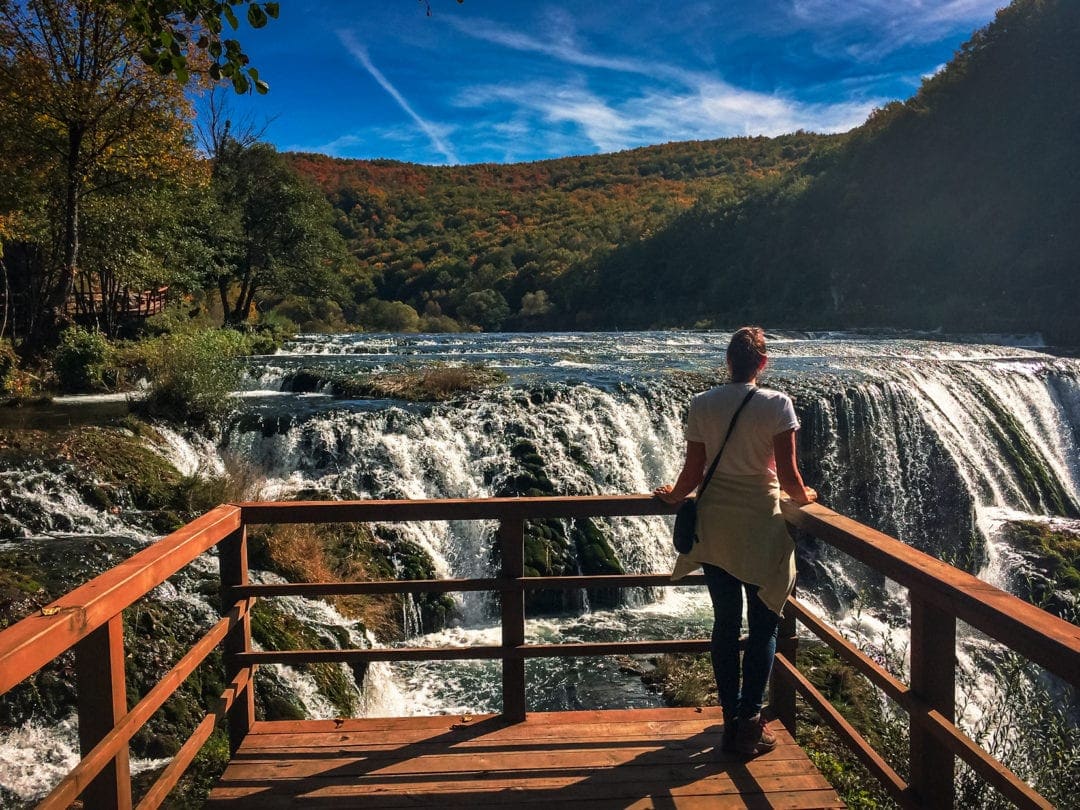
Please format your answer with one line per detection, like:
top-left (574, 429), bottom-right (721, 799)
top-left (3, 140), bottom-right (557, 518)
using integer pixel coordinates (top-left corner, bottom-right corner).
top-left (0, 495), bottom-right (1077, 810)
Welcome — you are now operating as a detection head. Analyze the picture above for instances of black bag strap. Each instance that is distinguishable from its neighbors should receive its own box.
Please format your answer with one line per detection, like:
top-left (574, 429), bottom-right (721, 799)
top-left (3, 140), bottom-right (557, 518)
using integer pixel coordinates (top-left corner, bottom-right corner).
top-left (697, 388), bottom-right (757, 498)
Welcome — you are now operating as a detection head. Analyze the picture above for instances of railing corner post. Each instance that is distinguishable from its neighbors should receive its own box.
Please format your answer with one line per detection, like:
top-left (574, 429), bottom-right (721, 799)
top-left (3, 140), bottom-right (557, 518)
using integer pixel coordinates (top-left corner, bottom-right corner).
top-left (909, 594), bottom-right (956, 809)
top-left (771, 594), bottom-right (798, 733)
top-left (220, 524), bottom-right (255, 753)
top-left (499, 517), bottom-right (527, 723)
top-left (75, 613), bottom-right (132, 810)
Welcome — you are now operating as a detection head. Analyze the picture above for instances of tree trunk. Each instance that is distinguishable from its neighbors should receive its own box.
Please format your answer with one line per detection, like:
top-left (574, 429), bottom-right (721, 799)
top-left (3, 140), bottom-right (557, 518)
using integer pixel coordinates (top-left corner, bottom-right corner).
top-left (1, 254), bottom-right (9, 342)
top-left (239, 282), bottom-right (258, 324)
top-left (49, 125), bottom-right (85, 318)
top-left (218, 277), bottom-right (232, 325)
top-left (231, 268), bottom-right (253, 324)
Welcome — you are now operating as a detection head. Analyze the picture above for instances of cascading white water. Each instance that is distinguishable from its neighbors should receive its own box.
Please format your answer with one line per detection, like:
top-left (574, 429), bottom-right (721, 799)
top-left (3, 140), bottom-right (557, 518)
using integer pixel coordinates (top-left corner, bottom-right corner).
top-left (3, 332), bottom-right (1078, 806)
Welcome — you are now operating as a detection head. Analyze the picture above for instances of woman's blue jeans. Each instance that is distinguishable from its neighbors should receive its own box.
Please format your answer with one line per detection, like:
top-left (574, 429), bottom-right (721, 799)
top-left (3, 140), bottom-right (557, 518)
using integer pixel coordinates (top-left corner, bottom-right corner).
top-left (702, 563), bottom-right (780, 720)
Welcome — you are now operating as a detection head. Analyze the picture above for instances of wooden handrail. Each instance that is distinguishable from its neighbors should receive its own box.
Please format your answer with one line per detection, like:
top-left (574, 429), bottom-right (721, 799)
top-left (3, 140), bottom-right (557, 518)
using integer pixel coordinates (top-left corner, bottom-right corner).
top-left (0, 505), bottom-right (241, 695)
top-left (0, 494), bottom-right (1075, 809)
top-left (781, 500), bottom-right (1080, 685)
top-left (237, 494), bottom-right (682, 523)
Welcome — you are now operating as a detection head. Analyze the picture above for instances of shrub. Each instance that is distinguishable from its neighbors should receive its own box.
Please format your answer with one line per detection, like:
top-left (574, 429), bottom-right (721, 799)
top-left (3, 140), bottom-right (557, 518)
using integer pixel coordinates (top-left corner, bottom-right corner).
top-left (138, 328), bottom-right (244, 424)
top-left (358, 299), bottom-right (420, 332)
top-left (53, 326), bottom-right (113, 393)
top-left (239, 311), bottom-right (297, 354)
top-left (0, 338), bottom-right (17, 395)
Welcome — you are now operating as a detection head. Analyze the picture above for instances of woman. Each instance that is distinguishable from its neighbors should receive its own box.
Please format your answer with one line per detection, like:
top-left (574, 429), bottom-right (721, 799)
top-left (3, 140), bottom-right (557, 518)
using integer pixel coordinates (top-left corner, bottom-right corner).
top-left (654, 326), bottom-right (816, 756)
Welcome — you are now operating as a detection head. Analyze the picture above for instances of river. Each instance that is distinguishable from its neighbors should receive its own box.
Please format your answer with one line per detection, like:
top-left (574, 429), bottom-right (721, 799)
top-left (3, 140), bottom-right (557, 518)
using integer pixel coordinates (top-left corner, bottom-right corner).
top-left (1, 330), bottom-right (1078, 803)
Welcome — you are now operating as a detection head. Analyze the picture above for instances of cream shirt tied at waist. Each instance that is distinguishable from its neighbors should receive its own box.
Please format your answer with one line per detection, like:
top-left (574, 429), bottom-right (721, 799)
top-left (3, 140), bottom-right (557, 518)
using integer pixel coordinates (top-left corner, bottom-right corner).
top-left (670, 472), bottom-right (795, 616)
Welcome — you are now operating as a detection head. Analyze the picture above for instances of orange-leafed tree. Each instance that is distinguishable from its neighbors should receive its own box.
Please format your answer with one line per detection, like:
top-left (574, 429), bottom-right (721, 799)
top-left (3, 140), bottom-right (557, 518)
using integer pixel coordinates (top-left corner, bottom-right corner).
top-left (0, 0), bottom-right (202, 346)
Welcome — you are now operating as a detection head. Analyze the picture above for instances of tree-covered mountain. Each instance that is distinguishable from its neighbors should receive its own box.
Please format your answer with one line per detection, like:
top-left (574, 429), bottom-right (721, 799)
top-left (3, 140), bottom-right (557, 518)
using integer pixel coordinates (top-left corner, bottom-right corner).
top-left (558, 0), bottom-right (1080, 342)
top-left (291, 0), bottom-right (1079, 342)
top-left (286, 134), bottom-right (836, 331)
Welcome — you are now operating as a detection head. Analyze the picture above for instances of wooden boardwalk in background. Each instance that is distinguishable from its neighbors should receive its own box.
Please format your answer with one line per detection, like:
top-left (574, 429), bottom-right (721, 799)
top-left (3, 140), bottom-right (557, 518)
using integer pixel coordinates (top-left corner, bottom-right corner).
top-left (207, 707), bottom-right (843, 809)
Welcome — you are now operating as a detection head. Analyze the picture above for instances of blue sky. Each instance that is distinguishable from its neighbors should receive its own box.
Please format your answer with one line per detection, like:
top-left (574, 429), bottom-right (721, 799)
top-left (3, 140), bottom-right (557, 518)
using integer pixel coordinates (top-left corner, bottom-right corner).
top-left (216, 0), bottom-right (1006, 165)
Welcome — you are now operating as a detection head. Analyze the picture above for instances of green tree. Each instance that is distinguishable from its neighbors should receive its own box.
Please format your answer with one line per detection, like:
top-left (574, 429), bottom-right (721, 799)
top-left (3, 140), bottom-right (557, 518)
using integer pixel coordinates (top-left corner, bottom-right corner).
top-left (116, 0), bottom-right (278, 92)
top-left (357, 299), bottom-right (421, 333)
top-left (209, 140), bottom-right (351, 325)
top-left (458, 289), bottom-right (510, 332)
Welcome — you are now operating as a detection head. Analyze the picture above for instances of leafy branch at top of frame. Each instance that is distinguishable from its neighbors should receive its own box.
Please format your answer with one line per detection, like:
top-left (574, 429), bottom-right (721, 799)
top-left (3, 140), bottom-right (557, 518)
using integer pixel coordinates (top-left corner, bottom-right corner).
top-left (120, 0), bottom-right (279, 93)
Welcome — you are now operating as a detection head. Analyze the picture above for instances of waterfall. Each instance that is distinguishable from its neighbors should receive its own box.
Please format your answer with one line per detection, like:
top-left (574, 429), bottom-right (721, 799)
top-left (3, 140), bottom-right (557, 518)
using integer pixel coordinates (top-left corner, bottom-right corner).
top-left (3, 332), bottom-right (1078, 804)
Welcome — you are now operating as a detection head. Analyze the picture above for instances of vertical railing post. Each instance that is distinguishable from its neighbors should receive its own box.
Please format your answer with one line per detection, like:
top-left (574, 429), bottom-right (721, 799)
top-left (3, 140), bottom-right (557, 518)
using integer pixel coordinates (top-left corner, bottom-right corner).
top-left (771, 593), bottom-right (798, 732)
top-left (75, 614), bottom-right (131, 809)
top-left (499, 518), bottom-right (526, 723)
top-left (220, 525), bottom-right (255, 753)
top-left (909, 594), bottom-right (956, 809)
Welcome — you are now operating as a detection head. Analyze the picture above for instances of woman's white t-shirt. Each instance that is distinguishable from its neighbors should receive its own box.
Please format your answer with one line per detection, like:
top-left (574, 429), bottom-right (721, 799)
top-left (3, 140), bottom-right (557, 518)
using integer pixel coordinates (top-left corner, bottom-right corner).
top-left (684, 383), bottom-right (800, 477)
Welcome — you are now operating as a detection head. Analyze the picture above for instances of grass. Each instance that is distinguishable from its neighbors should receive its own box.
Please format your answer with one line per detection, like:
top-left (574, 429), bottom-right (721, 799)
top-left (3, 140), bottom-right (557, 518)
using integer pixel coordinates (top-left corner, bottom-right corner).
top-left (287, 363), bottom-right (508, 402)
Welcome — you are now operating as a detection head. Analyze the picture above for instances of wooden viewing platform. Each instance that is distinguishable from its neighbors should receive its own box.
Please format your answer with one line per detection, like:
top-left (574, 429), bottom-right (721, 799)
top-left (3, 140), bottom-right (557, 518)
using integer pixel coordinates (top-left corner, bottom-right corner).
top-left (1, 495), bottom-right (1078, 809)
top-left (206, 709), bottom-right (840, 809)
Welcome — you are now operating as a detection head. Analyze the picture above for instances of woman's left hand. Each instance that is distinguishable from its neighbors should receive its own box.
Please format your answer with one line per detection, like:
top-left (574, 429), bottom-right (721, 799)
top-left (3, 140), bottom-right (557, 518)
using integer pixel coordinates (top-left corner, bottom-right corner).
top-left (653, 484), bottom-right (685, 505)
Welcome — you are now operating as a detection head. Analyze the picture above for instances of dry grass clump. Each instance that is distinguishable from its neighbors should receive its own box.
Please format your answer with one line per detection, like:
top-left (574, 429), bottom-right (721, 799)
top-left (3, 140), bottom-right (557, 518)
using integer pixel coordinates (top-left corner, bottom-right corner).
top-left (645, 653), bottom-right (717, 707)
top-left (345, 363), bottom-right (506, 402)
top-left (249, 522), bottom-right (407, 640)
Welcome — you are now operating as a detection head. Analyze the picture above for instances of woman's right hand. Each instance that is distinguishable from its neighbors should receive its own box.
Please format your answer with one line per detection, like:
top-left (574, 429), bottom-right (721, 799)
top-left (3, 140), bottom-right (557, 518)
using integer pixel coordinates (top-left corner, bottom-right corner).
top-left (653, 484), bottom-right (685, 505)
top-left (792, 487), bottom-right (817, 505)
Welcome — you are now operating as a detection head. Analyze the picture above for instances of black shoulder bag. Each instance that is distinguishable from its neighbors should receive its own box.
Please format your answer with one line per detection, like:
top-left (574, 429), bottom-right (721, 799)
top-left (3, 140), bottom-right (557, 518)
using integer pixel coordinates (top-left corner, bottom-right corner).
top-left (672, 388), bottom-right (757, 554)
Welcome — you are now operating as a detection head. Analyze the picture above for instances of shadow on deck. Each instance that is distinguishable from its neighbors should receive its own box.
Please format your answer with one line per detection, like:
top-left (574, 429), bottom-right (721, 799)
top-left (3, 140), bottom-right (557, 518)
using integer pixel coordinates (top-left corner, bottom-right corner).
top-left (206, 708), bottom-right (841, 809)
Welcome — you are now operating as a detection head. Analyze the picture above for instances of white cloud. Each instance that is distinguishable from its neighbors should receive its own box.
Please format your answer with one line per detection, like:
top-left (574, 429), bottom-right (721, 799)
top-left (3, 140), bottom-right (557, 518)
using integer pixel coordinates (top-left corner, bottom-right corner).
top-left (456, 77), bottom-right (879, 156)
top-left (448, 11), bottom-right (884, 154)
top-left (787, 0), bottom-right (1004, 59)
top-left (444, 14), bottom-right (698, 85)
top-left (337, 31), bottom-right (460, 164)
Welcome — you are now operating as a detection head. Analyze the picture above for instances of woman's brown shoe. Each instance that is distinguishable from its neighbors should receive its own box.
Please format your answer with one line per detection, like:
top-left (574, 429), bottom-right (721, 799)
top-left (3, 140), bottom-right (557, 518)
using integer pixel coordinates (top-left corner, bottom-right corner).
top-left (734, 714), bottom-right (777, 756)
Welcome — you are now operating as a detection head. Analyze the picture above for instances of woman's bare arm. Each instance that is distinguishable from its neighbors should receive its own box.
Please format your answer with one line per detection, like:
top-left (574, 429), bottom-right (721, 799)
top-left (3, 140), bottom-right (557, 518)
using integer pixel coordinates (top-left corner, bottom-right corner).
top-left (773, 428), bottom-right (817, 505)
top-left (653, 441), bottom-right (707, 504)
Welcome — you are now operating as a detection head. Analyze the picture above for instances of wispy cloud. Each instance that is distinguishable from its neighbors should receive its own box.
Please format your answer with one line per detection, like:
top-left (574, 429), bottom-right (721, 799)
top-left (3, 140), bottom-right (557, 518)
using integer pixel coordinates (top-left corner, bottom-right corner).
top-left (337, 31), bottom-right (460, 164)
top-left (787, 0), bottom-right (1004, 59)
top-left (449, 14), bottom-right (881, 154)
top-left (457, 78), bottom-right (878, 156)
top-left (444, 14), bottom-right (699, 85)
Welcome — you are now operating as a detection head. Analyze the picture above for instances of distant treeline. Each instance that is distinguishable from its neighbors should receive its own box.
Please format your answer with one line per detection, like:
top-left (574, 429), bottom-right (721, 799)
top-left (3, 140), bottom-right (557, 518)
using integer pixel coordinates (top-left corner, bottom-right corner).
top-left (286, 134), bottom-right (833, 333)
top-left (291, 0), bottom-right (1080, 343)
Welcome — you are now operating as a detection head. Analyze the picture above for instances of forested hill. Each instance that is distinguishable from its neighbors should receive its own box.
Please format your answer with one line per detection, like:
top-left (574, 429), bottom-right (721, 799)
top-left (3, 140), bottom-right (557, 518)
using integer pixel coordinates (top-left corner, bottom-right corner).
top-left (287, 0), bottom-right (1079, 342)
top-left (562, 0), bottom-right (1080, 342)
top-left (285, 134), bottom-right (836, 332)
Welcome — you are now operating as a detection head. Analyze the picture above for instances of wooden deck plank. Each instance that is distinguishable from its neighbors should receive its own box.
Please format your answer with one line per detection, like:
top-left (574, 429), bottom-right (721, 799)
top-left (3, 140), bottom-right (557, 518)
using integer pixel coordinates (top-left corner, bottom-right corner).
top-left (245, 706), bottom-right (727, 734)
top-left (208, 709), bottom-right (842, 809)
top-left (232, 727), bottom-right (804, 753)
top-left (219, 745), bottom-right (814, 778)
top-left (208, 775), bottom-right (834, 804)
top-left (212, 762), bottom-right (828, 794)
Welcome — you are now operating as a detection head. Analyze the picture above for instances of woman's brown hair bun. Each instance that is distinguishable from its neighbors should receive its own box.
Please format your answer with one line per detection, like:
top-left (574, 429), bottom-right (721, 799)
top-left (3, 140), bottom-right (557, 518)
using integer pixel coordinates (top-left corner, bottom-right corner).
top-left (727, 326), bottom-right (767, 382)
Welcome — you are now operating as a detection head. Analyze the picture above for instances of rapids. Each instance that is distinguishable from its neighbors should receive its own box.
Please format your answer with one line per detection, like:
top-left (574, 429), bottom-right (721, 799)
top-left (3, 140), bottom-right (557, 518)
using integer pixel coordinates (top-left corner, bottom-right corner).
top-left (2, 330), bottom-right (1078, 803)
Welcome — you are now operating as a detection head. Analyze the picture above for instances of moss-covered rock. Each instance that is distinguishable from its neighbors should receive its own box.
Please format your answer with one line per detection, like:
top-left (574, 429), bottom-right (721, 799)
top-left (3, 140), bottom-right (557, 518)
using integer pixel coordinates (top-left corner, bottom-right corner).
top-left (491, 439), bottom-right (625, 613)
top-left (249, 600), bottom-right (358, 718)
top-left (0, 424), bottom-right (197, 536)
top-left (1001, 520), bottom-right (1080, 614)
top-left (248, 520), bottom-right (455, 639)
